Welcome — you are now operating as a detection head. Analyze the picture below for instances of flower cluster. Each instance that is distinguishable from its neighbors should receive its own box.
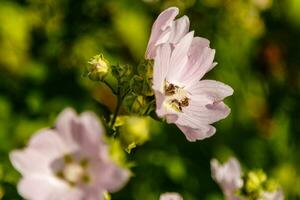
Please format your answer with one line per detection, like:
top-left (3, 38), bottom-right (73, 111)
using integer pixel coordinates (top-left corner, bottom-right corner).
top-left (8, 6), bottom-right (284, 200)
top-left (211, 157), bottom-right (284, 200)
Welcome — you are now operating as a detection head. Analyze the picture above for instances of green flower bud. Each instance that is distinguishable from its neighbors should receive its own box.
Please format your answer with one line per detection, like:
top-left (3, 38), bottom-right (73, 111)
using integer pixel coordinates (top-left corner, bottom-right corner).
top-left (86, 54), bottom-right (110, 81)
top-left (137, 59), bottom-right (153, 78)
top-left (118, 116), bottom-right (150, 153)
top-left (245, 170), bottom-right (267, 194)
top-left (124, 94), bottom-right (147, 114)
top-left (111, 64), bottom-right (132, 81)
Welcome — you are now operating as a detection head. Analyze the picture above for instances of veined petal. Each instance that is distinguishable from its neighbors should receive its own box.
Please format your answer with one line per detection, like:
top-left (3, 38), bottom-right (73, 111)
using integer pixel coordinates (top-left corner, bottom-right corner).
top-left (168, 15), bottom-right (190, 44)
top-left (188, 80), bottom-right (234, 101)
top-left (181, 47), bottom-right (216, 85)
top-left (153, 44), bottom-right (172, 92)
top-left (185, 101), bottom-right (231, 124)
top-left (145, 7), bottom-right (179, 59)
top-left (167, 31), bottom-right (194, 83)
top-left (177, 124), bottom-right (216, 141)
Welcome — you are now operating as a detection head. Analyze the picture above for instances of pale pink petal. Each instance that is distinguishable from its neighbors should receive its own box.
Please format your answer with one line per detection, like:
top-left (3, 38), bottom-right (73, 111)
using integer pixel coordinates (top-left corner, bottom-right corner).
top-left (90, 159), bottom-right (130, 193)
top-left (17, 176), bottom-right (81, 200)
top-left (186, 37), bottom-right (210, 69)
top-left (260, 190), bottom-right (284, 200)
top-left (146, 7), bottom-right (179, 59)
top-left (160, 192), bottom-right (183, 200)
top-left (80, 112), bottom-right (105, 139)
top-left (55, 108), bottom-right (79, 149)
top-left (155, 91), bottom-right (167, 117)
top-left (188, 80), bottom-right (234, 101)
top-left (29, 129), bottom-right (70, 160)
top-left (178, 37), bottom-right (216, 85)
top-left (177, 124), bottom-right (216, 141)
top-left (167, 31), bottom-right (194, 83)
top-left (183, 101), bottom-right (231, 124)
top-left (69, 112), bottom-right (106, 156)
top-left (153, 44), bottom-right (172, 92)
top-left (168, 16), bottom-right (190, 44)
top-left (180, 47), bottom-right (216, 85)
top-left (211, 157), bottom-right (243, 199)
top-left (10, 149), bottom-right (53, 176)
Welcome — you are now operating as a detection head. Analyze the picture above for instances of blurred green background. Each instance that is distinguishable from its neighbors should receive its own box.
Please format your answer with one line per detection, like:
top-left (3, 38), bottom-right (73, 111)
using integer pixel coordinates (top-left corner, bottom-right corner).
top-left (0, 0), bottom-right (299, 199)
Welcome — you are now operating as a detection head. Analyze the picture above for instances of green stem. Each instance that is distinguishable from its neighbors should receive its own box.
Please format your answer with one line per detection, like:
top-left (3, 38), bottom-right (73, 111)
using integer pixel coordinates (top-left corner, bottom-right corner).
top-left (103, 80), bottom-right (117, 94)
top-left (109, 92), bottom-right (122, 129)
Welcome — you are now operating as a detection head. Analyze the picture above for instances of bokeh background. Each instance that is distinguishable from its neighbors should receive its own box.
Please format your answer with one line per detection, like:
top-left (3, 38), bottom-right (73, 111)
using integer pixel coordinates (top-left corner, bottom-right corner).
top-left (0, 0), bottom-right (299, 199)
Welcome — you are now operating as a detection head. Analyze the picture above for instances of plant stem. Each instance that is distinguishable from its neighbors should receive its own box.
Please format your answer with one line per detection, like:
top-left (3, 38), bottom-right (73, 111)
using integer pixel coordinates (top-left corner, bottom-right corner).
top-left (109, 92), bottom-right (122, 129)
top-left (103, 80), bottom-right (117, 94)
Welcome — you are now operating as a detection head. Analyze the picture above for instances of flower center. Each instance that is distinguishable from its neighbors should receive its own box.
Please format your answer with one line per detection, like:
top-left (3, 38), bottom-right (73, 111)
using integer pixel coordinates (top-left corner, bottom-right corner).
top-left (164, 82), bottom-right (190, 112)
top-left (55, 154), bottom-right (90, 186)
top-left (63, 163), bottom-right (85, 184)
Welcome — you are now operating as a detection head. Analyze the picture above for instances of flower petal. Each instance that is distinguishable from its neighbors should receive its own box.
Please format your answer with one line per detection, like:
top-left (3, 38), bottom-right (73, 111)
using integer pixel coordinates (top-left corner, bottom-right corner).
top-left (18, 176), bottom-right (82, 200)
top-left (145, 7), bottom-right (179, 59)
top-left (69, 111), bottom-right (106, 156)
top-left (168, 15), bottom-right (190, 44)
top-left (181, 47), bottom-right (216, 85)
top-left (160, 192), bottom-right (183, 200)
top-left (167, 31), bottom-right (194, 83)
top-left (211, 157), bottom-right (243, 198)
top-left (177, 124), bottom-right (216, 141)
top-left (90, 159), bottom-right (130, 193)
top-left (10, 148), bottom-right (53, 176)
top-left (55, 108), bottom-right (79, 148)
top-left (188, 80), bottom-right (234, 101)
top-left (153, 44), bottom-right (172, 92)
top-left (261, 190), bottom-right (284, 200)
top-left (29, 129), bottom-right (69, 160)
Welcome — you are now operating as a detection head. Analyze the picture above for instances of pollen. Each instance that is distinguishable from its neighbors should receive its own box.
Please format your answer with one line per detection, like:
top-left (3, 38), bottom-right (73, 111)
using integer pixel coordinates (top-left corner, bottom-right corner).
top-left (164, 82), bottom-right (190, 112)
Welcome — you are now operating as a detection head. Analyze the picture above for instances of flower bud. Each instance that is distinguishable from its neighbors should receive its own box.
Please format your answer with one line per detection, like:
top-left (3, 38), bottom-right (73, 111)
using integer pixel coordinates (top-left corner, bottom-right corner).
top-left (245, 170), bottom-right (267, 194)
top-left (86, 54), bottom-right (110, 81)
top-left (118, 116), bottom-right (150, 153)
top-left (124, 95), bottom-right (147, 114)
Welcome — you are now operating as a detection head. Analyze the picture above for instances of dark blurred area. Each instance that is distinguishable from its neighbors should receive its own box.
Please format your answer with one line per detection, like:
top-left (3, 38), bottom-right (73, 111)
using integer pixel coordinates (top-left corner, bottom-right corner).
top-left (0, 0), bottom-right (299, 199)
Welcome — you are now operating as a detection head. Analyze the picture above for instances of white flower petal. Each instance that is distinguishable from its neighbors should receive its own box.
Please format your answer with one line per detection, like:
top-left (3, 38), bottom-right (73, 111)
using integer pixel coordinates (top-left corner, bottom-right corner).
top-left (160, 192), bottom-right (183, 200)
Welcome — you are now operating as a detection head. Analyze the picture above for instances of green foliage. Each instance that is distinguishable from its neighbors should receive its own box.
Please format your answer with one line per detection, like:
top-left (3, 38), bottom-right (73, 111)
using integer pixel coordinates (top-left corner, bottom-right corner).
top-left (0, 0), bottom-right (299, 199)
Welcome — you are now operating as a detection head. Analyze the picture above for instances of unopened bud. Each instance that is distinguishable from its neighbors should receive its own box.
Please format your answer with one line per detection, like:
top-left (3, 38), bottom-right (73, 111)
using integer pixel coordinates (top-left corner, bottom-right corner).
top-left (86, 54), bottom-right (110, 81)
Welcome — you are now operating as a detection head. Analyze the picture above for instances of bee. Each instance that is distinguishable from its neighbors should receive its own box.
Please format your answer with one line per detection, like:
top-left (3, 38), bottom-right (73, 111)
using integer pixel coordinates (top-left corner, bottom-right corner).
top-left (165, 83), bottom-right (178, 96)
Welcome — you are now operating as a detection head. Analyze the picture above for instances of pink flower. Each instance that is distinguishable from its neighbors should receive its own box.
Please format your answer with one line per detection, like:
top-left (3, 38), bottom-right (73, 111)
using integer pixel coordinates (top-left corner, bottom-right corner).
top-left (152, 29), bottom-right (233, 141)
top-left (211, 157), bottom-right (243, 200)
top-left (145, 7), bottom-right (190, 59)
top-left (10, 108), bottom-right (130, 200)
top-left (259, 190), bottom-right (284, 200)
top-left (160, 193), bottom-right (183, 200)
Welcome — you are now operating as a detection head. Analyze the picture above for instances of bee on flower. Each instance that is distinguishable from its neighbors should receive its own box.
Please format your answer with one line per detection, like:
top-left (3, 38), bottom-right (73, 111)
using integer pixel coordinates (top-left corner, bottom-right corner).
top-left (146, 7), bottom-right (233, 141)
